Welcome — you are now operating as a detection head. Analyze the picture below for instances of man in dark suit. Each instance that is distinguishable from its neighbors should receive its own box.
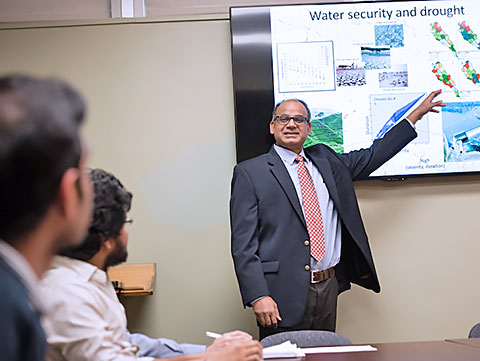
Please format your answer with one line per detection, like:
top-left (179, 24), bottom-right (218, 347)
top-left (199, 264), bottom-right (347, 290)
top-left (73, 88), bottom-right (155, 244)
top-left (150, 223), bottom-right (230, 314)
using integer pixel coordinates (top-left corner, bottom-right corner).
top-left (230, 90), bottom-right (444, 339)
top-left (0, 75), bottom-right (94, 360)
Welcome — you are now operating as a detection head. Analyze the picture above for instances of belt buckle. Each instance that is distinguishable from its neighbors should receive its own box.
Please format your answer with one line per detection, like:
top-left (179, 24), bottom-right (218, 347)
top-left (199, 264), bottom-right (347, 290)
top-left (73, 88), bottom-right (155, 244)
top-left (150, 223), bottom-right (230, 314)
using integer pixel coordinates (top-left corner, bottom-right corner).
top-left (311, 270), bottom-right (321, 283)
top-left (311, 268), bottom-right (335, 283)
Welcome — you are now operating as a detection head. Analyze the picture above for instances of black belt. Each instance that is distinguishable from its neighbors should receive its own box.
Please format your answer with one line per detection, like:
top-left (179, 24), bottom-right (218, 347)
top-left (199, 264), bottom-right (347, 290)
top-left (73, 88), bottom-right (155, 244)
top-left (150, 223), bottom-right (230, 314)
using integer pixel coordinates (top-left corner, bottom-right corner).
top-left (311, 268), bottom-right (335, 283)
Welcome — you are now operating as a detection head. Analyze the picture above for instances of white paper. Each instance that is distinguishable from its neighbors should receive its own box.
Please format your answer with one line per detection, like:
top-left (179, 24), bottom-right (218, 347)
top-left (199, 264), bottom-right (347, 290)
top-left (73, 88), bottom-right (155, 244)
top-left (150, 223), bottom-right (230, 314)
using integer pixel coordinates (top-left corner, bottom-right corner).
top-left (263, 341), bottom-right (306, 359)
top-left (302, 345), bottom-right (377, 354)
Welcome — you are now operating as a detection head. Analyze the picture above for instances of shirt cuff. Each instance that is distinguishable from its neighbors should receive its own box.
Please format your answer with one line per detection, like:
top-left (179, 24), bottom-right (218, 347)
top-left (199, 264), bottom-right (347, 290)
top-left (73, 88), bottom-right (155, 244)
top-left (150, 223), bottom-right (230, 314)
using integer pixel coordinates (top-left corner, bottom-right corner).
top-left (250, 295), bottom-right (267, 306)
top-left (405, 117), bottom-right (416, 129)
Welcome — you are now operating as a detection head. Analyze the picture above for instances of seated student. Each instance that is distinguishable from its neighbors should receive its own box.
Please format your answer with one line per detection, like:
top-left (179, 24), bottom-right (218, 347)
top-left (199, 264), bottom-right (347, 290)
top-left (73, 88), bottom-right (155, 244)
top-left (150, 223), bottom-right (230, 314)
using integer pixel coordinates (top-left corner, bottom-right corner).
top-left (40, 168), bottom-right (262, 361)
top-left (0, 74), bottom-right (93, 361)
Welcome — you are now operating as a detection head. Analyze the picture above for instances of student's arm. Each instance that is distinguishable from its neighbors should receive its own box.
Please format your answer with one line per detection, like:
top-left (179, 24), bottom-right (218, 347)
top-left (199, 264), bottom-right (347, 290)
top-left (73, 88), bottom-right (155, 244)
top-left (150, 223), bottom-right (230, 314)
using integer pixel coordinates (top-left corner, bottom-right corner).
top-left (155, 332), bottom-right (262, 361)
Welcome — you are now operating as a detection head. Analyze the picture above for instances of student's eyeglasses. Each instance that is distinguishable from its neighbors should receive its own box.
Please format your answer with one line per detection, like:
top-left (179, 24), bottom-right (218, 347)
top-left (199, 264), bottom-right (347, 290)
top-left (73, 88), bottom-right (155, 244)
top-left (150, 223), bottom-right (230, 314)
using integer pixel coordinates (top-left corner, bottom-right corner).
top-left (124, 218), bottom-right (134, 227)
top-left (274, 114), bottom-right (309, 125)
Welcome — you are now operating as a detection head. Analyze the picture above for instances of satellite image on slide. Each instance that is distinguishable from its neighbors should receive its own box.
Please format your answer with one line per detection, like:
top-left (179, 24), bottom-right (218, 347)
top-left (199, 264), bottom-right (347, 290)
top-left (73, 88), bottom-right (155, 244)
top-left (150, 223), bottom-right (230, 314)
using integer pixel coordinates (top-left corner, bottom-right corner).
top-left (304, 111), bottom-right (344, 152)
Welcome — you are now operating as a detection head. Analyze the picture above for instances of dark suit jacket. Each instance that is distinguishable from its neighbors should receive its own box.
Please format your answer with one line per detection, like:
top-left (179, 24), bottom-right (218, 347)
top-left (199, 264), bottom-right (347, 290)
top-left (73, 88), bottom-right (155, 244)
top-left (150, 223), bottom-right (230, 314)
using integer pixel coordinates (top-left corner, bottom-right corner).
top-left (230, 119), bottom-right (417, 327)
top-left (0, 257), bottom-right (46, 361)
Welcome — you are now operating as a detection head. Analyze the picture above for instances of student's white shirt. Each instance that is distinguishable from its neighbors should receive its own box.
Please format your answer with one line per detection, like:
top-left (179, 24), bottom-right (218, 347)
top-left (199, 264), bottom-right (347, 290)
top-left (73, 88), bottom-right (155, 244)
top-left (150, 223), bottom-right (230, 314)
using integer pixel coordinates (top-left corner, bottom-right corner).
top-left (40, 256), bottom-right (153, 361)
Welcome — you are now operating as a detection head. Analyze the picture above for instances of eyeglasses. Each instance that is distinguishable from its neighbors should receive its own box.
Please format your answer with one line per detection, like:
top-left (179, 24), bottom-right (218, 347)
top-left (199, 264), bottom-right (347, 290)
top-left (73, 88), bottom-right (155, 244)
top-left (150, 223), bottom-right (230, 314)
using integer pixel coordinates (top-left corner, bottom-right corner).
top-left (274, 114), bottom-right (308, 125)
top-left (124, 218), bottom-right (134, 227)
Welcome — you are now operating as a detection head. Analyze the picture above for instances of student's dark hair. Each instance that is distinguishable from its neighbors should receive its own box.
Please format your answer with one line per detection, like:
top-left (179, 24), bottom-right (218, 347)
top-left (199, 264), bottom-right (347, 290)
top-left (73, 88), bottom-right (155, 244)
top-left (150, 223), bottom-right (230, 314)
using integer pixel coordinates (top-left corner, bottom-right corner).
top-left (0, 74), bottom-right (86, 243)
top-left (271, 98), bottom-right (311, 122)
top-left (59, 168), bottom-right (132, 261)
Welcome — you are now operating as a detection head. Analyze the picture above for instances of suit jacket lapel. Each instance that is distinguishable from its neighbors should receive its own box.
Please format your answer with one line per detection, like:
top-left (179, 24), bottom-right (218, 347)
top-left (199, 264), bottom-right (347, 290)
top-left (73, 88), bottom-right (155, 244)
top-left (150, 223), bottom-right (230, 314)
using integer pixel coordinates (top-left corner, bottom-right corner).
top-left (267, 147), bottom-right (306, 227)
top-left (305, 148), bottom-right (342, 214)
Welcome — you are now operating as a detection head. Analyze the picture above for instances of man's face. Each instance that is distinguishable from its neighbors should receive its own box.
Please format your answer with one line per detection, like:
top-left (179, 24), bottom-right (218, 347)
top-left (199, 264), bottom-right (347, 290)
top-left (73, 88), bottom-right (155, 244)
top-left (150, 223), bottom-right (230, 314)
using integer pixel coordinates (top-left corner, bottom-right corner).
top-left (104, 224), bottom-right (129, 269)
top-left (270, 100), bottom-right (311, 154)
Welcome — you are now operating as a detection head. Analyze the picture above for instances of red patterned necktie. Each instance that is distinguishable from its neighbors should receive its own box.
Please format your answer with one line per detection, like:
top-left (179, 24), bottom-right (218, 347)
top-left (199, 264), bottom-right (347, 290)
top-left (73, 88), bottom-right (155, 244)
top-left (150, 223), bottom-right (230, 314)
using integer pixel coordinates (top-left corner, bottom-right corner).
top-left (295, 155), bottom-right (326, 262)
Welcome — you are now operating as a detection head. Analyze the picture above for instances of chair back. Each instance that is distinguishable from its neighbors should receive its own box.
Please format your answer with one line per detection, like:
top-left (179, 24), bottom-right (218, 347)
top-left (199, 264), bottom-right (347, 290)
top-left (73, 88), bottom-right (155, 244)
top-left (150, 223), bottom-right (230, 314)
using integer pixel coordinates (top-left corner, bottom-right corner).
top-left (468, 323), bottom-right (480, 338)
top-left (260, 330), bottom-right (352, 348)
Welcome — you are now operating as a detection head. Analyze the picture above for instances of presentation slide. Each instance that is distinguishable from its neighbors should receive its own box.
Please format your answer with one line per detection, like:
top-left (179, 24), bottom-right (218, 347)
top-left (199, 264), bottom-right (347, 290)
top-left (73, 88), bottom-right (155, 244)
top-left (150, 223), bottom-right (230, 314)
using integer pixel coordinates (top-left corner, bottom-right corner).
top-left (270, 0), bottom-right (480, 177)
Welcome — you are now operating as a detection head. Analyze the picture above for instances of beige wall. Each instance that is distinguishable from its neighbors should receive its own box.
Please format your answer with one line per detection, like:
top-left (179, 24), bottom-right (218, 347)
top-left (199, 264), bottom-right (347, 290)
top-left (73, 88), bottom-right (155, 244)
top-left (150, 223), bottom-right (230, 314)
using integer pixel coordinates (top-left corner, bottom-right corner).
top-left (0, 18), bottom-right (479, 346)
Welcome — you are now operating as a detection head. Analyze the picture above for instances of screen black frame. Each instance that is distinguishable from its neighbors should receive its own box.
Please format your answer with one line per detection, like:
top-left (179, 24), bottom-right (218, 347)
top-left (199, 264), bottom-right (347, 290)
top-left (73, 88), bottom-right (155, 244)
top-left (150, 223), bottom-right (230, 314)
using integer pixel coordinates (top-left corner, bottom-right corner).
top-left (230, 6), bottom-right (275, 163)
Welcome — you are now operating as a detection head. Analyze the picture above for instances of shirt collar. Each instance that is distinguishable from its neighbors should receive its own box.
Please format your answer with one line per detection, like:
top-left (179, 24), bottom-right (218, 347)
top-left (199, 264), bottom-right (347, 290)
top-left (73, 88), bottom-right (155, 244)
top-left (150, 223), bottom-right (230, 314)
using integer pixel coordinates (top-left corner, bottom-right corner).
top-left (274, 144), bottom-right (308, 165)
top-left (0, 239), bottom-right (46, 314)
top-left (50, 255), bottom-right (109, 285)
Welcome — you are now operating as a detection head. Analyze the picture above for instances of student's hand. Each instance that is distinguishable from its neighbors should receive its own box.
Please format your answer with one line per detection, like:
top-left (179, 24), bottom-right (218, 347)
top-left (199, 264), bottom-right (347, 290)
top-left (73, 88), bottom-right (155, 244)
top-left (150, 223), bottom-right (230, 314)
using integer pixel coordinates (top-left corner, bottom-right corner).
top-left (252, 296), bottom-right (282, 328)
top-left (205, 339), bottom-right (262, 361)
top-left (407, 89), bottom-right (446, 124)
top-left (209, 330), bottom-right (253, 348)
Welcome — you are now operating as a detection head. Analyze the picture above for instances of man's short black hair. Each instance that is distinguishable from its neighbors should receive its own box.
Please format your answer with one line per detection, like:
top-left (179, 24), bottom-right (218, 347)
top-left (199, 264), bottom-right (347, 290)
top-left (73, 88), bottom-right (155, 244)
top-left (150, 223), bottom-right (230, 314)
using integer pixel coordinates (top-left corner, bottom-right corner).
top-left (59, 168), bottom-right (132, 261)
top-left (0, 74), bottom-right (86, 243)
top-left (271, 99), bottom-right (311, 122)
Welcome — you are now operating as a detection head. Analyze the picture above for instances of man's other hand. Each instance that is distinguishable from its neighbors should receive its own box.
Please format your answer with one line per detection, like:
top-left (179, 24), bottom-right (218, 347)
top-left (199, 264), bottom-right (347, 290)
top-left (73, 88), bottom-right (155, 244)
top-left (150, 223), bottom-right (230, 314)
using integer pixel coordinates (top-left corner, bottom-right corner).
top-left (252, 296), bottom-right (282, 328)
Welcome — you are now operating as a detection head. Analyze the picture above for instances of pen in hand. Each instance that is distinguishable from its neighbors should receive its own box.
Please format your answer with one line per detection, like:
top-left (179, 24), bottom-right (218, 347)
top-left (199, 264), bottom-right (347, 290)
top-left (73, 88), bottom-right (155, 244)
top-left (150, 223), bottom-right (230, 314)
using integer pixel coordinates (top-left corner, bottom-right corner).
top-left (206, 331), bottom-right (222, 339)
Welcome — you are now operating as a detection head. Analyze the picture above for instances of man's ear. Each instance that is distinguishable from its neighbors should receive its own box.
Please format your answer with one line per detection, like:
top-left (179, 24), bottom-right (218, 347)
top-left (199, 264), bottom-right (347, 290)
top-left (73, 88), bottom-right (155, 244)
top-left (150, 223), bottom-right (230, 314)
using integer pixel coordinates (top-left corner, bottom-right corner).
top-left (269, 121), bottom-right (275, 135)
top-left (101, 237), bottom-right (115, 253)
top-left (56, 168), bottom-right (81, 221)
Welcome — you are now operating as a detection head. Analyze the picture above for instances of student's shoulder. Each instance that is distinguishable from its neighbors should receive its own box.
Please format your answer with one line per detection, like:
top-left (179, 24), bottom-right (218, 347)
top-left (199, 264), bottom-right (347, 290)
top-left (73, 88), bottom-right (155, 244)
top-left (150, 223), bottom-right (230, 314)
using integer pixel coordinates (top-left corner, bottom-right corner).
top-left (40, 266), bottom-right (97, 307)
top-left (0, 261), bottom-right (29, 301)
top-left (0, 262), bottom-right (36, 321)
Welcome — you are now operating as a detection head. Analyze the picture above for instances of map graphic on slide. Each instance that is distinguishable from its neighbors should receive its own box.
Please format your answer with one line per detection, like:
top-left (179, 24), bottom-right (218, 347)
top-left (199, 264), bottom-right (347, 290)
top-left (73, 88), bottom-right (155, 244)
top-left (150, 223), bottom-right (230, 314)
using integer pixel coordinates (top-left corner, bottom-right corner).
top-left (459, 21), bottom-right (480, 50)
top-left (432, 62), bottom-right (460, 97)
top-left (462, 61), bottom-right (480, 84)
top-left (431, 22), bottom-right (458, 57)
